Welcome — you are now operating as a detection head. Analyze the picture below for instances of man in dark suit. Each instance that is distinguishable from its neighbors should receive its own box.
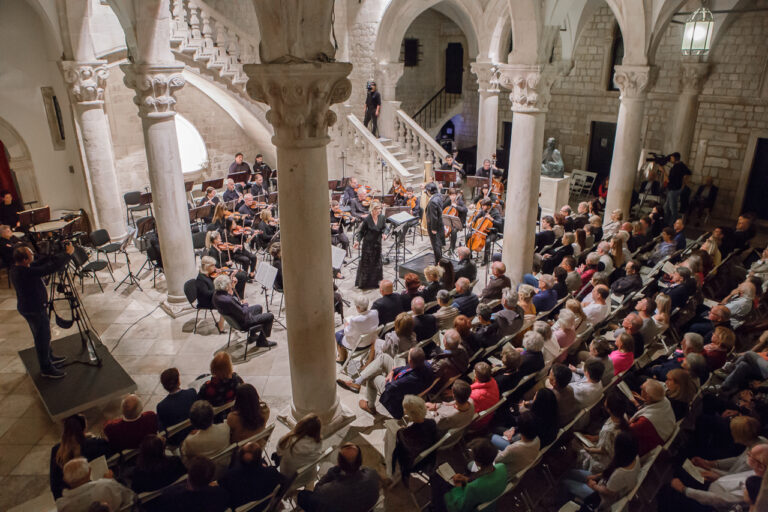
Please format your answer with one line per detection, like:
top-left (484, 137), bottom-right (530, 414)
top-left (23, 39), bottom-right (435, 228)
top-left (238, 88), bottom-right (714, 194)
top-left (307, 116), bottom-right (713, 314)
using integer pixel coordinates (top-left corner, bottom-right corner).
top-left (443, 188), bottom-right (468, 252)
top-left (212, 274), bottom-right (276, 347)
top-left (664, 266), bottom-right (695, 310)
top-left (451, 277), bottom-right (479, 317)
top-left (371, 279), bottom-right (404, 325)
top-left (493, 288), bottom-right (524, 337)
top-left (479, 261), bottom-right (511, 302)
top-left (348, 189), bottom-right (370, 220)
top-left (688, 176), bottom-right (718, 224)
top-left (341, 178), bottom-right (358, 206)
top-left (218, 442), bottom-right (285, 510)
top-left (249, 174), bottom-right (269, 200)
top-left (425, 183), bottom-right (444, 264)
top-left (473, 303), bottom-right (501, 348)
top-left (454, 246), bottom-right (477, 283)
top-left (610, 260), bottom-right (643, 297)
top-left (430, 329), bottom-right (469, 387)
top-left (378, 348), bottom-right (434, 418)
top-left (411, 297), bottom-right (438, 342)
top-left (156, 367), bottom-right (197, 444)
top-left (535, 216), bottom-right (556, 252)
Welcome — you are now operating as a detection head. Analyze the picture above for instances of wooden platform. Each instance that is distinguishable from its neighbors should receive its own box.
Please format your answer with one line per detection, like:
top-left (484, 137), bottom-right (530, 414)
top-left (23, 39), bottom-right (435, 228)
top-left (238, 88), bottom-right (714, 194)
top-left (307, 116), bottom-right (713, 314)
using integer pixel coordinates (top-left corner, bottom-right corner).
top-left (18, 332), bottom-right (136, 420)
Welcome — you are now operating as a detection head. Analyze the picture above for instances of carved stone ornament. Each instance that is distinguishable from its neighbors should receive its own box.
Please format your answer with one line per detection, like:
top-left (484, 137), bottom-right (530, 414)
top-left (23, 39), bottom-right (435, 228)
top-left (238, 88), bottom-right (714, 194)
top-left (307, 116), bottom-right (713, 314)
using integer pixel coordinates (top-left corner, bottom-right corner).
top-left (497, 64), bottom-right (556, 113)
top-left (679, 62), bottom-right (710, 94)
top-left (120, 63), bottom-right (186, 118)
top-left (612, 65), bottom-right (656, 100)
top-left (61, 61), bottom-right (109, 104)
top-left (471, 61), bottom-right (501, 94)
top-left (244, 62), bottom-right (352, 147)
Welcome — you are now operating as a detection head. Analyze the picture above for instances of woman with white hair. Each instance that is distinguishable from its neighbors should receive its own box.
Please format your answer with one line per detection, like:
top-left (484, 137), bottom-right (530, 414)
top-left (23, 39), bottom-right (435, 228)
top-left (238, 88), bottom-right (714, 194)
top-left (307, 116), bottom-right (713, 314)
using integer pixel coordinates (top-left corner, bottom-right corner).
top-left (553, 309), bottom-right (578, 356)
top-left (335, 295), bottom-right (378, 363)
top-left (533, 320), bottom-right (561, 364)
top-left (517, 331), bottom-right (546, 377)
top-left (602, 209), bottom-right (623, 240)
top-left (518, 284), bottom-right (537, 317)
top-left (389, 395), bottom-right (438, 481)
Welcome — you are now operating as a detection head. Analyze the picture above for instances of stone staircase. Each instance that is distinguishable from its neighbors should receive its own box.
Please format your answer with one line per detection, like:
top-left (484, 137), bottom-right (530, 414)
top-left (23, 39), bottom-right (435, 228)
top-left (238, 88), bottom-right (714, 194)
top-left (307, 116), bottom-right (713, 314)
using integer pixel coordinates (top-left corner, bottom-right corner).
top-left (378, 137), bottom-right (423, 180)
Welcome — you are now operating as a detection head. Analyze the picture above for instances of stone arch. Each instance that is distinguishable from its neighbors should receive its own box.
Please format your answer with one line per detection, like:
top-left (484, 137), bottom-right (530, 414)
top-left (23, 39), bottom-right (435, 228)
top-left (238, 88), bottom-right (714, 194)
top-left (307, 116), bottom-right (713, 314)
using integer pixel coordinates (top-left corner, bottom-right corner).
top-left (374, 0), bottom-right (482, 64)
top-left (0, 116), bottom-right (40, 205)
top-left (20, 0), bottom-right (64, 56)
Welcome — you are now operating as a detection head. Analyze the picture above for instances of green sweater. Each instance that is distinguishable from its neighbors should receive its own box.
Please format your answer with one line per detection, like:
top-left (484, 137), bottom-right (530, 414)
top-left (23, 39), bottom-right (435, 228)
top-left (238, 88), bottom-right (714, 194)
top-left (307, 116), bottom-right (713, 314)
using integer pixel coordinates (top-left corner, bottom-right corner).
top-left (445, 463), bottom-right (508, 512)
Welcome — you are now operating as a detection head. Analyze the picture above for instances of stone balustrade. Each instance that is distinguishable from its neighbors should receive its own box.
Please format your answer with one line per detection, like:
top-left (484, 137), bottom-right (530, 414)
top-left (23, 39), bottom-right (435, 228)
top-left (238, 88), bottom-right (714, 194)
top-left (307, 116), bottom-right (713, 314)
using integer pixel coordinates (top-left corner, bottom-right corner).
top-left (394, 109), bottom-right (449, 169)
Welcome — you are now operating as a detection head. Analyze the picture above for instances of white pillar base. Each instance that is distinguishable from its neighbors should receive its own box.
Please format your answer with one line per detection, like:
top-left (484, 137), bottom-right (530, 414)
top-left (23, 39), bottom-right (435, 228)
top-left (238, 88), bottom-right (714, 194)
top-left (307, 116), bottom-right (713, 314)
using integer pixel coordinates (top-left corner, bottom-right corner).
top-left (276, 402), bottom-right (356, 438)
top-left (539, 175), bottom-right (571, 218)
top-left (159, 299), bottom-right (194, 319)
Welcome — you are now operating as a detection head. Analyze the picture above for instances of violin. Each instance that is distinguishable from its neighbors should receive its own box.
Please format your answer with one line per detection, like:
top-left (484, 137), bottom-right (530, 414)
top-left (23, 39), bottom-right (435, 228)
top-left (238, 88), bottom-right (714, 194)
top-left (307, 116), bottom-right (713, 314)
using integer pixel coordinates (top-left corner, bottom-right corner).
top-left (467, 211), bottom-right (494, 253)
top-left (332, 206), bottom-right (353, 221)
top-left (215, 241), bottom-right (241, 252)
top-left (406, 196), bottom-right (418, 211)
top-left (210, 266), bottom-right (236, 279)
top-left (442, 203), bottom-right (458, 237)
top-left (232, 225), bottom-right (253, 236)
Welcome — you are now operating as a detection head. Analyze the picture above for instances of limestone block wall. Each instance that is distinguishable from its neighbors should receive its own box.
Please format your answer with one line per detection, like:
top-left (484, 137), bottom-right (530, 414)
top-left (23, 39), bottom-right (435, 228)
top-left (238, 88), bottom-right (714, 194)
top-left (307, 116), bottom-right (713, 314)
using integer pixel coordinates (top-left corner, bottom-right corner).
top-left (105, 65), bottom-right (255, 195)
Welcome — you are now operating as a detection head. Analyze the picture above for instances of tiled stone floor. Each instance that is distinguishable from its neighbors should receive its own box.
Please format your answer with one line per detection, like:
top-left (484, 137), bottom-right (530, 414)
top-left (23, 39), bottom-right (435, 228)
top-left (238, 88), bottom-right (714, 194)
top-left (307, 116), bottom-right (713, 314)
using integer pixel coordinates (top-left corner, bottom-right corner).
top-left (1, 233), bottom-right (452, 511)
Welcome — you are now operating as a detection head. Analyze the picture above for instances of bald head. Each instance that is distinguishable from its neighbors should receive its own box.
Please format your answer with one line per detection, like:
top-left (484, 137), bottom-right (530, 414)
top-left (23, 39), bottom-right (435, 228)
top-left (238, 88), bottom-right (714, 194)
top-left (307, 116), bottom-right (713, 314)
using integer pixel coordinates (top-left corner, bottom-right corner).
top-left (492, 261), bottom-right (506, 277)
top-left (411, 296), bottom-right (425, 314)
top-left (379, 280), bottom-right (393, 295)
top-left (709, 305), bottom-right (731, 323)
top-left (121, 394), bottom-right (142, 420)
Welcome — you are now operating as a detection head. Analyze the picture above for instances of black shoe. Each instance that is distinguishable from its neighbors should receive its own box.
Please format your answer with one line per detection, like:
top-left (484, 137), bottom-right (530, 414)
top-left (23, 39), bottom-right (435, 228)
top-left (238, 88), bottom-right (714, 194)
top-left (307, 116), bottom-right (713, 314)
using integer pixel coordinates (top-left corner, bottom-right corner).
top-left (50, 354), bottom-right (67, 364)
top-left (41, 367), bottom-right (66, 379)
top-left (256, 339), bottom-right (277, 348)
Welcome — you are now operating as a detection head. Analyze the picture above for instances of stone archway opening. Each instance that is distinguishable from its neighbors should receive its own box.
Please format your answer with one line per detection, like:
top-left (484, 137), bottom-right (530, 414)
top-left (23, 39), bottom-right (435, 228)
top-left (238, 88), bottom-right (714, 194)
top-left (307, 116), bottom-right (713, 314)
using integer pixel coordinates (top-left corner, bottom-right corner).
top-left (0, 117), bottom-right (40, 207)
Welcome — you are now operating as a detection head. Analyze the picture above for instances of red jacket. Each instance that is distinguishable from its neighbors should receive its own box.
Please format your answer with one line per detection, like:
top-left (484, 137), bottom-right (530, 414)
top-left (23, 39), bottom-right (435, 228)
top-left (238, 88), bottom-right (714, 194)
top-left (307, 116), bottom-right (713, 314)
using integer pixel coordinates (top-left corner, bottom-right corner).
top-left (629, 416), bottom-right (663, 456)
top-left (470, 379), bottom-right (500, 428)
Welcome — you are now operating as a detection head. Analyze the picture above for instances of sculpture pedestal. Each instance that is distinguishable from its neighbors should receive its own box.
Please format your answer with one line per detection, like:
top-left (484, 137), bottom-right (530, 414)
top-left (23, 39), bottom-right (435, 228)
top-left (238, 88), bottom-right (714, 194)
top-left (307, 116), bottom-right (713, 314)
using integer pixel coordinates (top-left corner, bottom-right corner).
top-left (539, 175), bottom-right (571, 218)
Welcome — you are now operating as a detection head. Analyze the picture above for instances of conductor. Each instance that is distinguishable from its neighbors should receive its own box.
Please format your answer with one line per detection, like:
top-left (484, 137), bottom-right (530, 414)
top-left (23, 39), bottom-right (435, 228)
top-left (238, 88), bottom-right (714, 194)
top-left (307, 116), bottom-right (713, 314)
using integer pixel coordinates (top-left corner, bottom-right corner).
top-left (10, 243), bottom-right (74, 379)
top-left (425, 183), bottom-right (445, 264)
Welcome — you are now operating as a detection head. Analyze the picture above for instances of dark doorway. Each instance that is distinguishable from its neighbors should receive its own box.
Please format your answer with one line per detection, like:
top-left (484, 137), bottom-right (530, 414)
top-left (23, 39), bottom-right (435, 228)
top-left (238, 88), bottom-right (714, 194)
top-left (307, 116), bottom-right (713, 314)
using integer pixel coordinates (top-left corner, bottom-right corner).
top-left (742, 138), bottom-right (768, 220)
top-left (500, 121), bottom-right (512, 172)
top-left (445, 43), bottom-right (464, 94)
top-left (587, 121), bottom-right (617, 192)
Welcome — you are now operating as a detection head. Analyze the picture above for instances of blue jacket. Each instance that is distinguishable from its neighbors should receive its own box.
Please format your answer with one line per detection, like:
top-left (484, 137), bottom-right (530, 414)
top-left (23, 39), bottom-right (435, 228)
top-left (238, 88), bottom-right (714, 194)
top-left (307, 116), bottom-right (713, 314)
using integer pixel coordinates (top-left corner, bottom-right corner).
top-left (532, 288), bottom-right (557, 313)
top-left (379, 364), bottom-right (435, 418)
top-left (452, 292), bottom-right (479, 317)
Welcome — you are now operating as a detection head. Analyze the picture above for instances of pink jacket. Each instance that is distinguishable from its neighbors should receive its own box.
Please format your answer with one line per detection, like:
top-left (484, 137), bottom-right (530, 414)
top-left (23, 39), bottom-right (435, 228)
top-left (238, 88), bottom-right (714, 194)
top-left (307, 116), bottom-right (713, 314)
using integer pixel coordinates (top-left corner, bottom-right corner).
top-left (470, 380), bottom-right (500, 428)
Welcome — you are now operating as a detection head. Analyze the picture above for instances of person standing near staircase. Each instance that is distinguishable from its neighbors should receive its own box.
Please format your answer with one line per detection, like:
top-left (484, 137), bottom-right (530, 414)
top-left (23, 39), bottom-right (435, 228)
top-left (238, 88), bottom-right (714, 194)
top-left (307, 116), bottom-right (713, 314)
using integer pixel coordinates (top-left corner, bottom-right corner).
top-left (363, 81), bottom-right (381, 138)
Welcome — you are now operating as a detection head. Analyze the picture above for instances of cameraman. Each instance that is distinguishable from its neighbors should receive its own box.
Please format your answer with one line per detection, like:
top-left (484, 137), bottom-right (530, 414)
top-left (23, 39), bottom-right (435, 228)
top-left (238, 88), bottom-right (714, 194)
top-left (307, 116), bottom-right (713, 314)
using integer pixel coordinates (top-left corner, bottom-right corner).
top-left (664, 152), bottom-right (691, 225)
top-left (10, 243), bottom-right (74, 379)
top-left (363, 81), bottom-right (381, 137)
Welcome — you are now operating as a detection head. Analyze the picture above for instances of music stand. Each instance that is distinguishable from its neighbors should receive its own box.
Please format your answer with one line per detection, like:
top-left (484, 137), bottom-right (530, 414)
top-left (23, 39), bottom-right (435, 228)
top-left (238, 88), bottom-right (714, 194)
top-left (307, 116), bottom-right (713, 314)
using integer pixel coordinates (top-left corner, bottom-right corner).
top-left (375, 194), bottom-right (395, 207)
top-left (443, 214), bottom-right (463, 250)
top-left (114, 228), bottom-right (142, 292)
top-left (229, 172), bottom-right (249, 185)
top-left (195, 204), bottom-right (212, 223)
top-left (136, 217), bottom-right (156, 276)
top-left (202, 178), bottom-right (224, 191)
top-left (466, 176), bottom-right (488, 198)
top-left (253, 261), bottom-right (286, 328)
top-left (328, 179), bottom-right (339, 191)
top-left (386, 211), bottom-right (417, 289)
top-left (434, 170), bottom-right (457, 190)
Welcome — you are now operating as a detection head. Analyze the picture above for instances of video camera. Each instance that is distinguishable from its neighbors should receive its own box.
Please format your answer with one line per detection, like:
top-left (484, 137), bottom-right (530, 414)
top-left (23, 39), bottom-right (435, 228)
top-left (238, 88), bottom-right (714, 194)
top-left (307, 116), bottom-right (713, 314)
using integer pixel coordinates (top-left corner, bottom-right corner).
top-left (645, 152), bottom-right (670, 166)
top-left (366, 80), bottom-right (375, 91)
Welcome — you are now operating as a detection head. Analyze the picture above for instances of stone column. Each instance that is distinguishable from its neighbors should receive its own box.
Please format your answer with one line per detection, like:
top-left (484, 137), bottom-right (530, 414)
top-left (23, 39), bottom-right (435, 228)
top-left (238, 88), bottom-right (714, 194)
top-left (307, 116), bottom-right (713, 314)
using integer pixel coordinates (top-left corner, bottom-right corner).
top-left (667, 62), bottom-right (709, 163)
top-left (604, 65), bottom-right (655, 221)
top-left (122, 63), bottom-right (196, 306)
top-left (497, 64), bottom-right (555, 285)
top-left (61, 61), bottom-right (127, 240)
top-left (245, 62), bottom-right (353, 429)
top-left (471, 61), bottom-right (500, 169)
top-left (375, 62), bottom-right (404, 140)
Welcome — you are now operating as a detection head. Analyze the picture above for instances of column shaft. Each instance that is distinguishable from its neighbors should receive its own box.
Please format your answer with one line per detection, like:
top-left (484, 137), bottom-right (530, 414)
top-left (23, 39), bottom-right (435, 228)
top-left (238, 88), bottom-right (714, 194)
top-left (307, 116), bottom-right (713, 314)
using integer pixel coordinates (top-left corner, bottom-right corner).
top-left (605, 96), bottom-right (646, 219)
top-left (476, 91), bottom-right (499, 167)
top-left (667, 93), bottom-right (698, 163)
top-left (502, 111), bottom-right (545, 284)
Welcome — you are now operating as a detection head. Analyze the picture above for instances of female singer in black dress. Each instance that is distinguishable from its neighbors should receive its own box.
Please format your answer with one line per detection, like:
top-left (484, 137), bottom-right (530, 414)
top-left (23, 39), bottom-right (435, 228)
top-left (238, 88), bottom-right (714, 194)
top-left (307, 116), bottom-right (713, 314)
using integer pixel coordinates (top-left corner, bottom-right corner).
top-left (354, 200), bottom-right (389, 289)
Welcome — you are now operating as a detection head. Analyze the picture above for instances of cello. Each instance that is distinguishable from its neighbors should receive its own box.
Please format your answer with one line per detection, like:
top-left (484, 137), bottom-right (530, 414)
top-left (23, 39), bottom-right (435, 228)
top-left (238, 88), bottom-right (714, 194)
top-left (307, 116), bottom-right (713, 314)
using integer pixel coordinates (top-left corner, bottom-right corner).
top-left (442, 203), bottom-right (458, 237)
top-left (467, 212), bottom-right (494, 253)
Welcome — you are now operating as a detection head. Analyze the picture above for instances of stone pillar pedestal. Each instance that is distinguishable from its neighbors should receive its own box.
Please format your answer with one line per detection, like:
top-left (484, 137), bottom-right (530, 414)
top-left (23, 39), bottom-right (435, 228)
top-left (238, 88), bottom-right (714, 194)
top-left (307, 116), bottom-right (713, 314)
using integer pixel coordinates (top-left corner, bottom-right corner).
top-left (122, 63), bottom-right (196, 306)
top-left (375, 62), bottom-right (404, 140)
top-left (604, 65), bottom-right (655, 222)
top-left (497, 64), bottom-right (555, 286)
top-left (667, 62), bottom-right (709, 163)
top-left (61, 61), bottom-right (126, 240)
top-left (245, 62), bottom-right (354, 432)
top-left (471, 62), bottom-right (500, 168)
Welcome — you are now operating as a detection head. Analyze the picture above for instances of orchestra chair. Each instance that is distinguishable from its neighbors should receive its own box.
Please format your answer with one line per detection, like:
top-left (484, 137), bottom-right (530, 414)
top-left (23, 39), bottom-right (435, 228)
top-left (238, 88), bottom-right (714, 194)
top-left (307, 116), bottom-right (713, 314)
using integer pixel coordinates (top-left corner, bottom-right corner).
top-left (124, 191), bottom-right (151, 227)
top-left (89, 229), bottom-right (122, 271)
top-left (71, 245), bottom-right (113, 292)
top-left (183, 279), bottom-right (221, 334)
top-left (192, 230), bottom-right (208, 264)
top-left (220, 314), bottom-right (268, 362)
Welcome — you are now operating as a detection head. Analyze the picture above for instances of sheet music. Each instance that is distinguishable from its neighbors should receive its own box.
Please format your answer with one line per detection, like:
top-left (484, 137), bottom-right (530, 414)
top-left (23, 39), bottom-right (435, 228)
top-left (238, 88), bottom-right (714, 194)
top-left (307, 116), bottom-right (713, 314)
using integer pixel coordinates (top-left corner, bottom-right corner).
top-left (682, 459), bottom-right (706, 484)
top-left (661, 261), bottom-right (677, 275)
top-left (436, 462), bottom-right (456, 483)
top-left (388, 211), bottom-right (416, 224)
top-left (617, 381), bottom-right (634, 401)
top-left (331, 245), bottom-right (346, 270)
top-left (254, 261), bottom-right (278, 289)
top-left (574, 432), bottom-right (595, 448)
top-left (89, 456), bottom-right (108, 480)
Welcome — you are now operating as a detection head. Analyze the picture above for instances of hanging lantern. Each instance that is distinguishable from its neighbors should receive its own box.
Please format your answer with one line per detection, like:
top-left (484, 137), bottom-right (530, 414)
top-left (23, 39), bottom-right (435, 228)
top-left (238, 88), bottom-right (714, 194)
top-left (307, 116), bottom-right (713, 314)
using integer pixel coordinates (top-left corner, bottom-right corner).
top-left (681, 7), bottom-right (714, 56)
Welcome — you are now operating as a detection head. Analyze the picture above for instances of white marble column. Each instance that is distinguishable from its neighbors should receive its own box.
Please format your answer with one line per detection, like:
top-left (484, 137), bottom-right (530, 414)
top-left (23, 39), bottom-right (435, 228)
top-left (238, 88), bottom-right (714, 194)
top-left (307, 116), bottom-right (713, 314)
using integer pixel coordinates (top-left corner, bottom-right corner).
top-left (245, 62), bottom-right (353, 429)
top-left (471, 61), bottom-right (500, 168)
top-left (667, 62), bottom-right (709, 163)
top-left (604, 65), bottom-right (655, 221)
top-left (375, 62), bottom-right (404, 140)
top-left (122, 63), bottom-right (196, 305)
top-left (61, 61), bottom-right (127, 240)
top-left (497, 64), bottom-right (556, 285)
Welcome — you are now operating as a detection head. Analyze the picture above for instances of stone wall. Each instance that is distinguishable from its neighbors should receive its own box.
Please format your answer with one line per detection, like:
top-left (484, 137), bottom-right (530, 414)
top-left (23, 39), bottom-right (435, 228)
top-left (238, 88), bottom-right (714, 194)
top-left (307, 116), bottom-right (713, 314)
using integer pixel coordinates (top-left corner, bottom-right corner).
top-left (104, 65), bottom-right (255, 195)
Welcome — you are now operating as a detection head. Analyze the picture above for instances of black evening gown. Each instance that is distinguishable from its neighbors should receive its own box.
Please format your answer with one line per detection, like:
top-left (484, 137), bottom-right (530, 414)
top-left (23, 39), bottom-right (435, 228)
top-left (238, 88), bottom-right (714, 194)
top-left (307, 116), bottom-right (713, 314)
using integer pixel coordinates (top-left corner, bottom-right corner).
top-left (355, 214), bottom-right (386, 289)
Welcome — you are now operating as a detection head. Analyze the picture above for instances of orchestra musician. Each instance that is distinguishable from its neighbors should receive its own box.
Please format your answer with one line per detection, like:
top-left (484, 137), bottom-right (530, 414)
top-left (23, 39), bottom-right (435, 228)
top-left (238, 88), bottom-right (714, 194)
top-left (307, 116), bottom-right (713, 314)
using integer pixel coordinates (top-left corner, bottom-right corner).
top-left (249, 173), bottom-right (269, 199)
top-left (389, 177), bottom-right (407, 206)
top-left (425, 182), bottom-right (445, 264)
top-left (228, 152), bottom-right (251, 174)
top-left (348, 188), bottom-right (370, 220)
top-left (269, 243), bottom-right (283, 290)
top-left (330, 202), bottom-right (350, 251)
top-left (341, 178), bottom-right (358, 206)
top-left (210, 203), bottom-right (229, 232)
top-left (353, 200), bottom-right (389, 290)
top-left (196, 256), bottom-right (247, 332)
top-left (440, 154), bottom-right (464, 179)
top-left (253, 209), bottom-right (278, 250)
top-left (404, 187), bottom-right (421, 219)
top-left (475, 159), bottom-right (501, 179)
top-left (443, 188), bottom-right (467, 253)
top-left (198, 187), bottom-right (220, 207)
top-left (252, 154), bottom-right (272, 182)
top-left (222, 178), bottom-right (243, 206)
top-left (469, 198), bottom-right (503, 233)
top-left (472, 183), bottom-right (497, 205)
top-left (237, 194), bottom-right (260, 218)
top-left (205, 230), bottom-right (257, 279)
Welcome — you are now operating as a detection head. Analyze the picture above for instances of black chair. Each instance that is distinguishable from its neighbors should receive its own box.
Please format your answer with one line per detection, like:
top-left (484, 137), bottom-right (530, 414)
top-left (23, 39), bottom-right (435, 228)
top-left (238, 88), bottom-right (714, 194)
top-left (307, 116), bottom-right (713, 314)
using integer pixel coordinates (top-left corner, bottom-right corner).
top-left (71, 245), bottom-right (113, 292)
top-left (220, 314), bottom-right (267, 362)
top-left (124, 191), bottom-right (151, 227)
top-left (0, 260), bottom-right (10, 289)
top-left (89, 229), bottom-right (122, 270)
top-left (192, 231), bottom-right (208, 263)
top-left (183, 279), bottom-right (220, 334)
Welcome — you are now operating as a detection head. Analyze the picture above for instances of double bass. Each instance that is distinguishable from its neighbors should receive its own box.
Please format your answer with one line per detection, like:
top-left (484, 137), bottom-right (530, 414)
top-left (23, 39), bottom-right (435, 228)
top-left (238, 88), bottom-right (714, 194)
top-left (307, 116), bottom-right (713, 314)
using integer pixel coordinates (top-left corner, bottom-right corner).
top-left (467, 212), bottom-right (494, 253)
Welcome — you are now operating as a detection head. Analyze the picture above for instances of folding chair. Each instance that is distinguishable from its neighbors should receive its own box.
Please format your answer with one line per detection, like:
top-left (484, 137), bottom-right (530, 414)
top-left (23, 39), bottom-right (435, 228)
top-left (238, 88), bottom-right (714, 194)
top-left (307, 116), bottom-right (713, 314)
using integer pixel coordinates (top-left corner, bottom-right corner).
top-left (340, 330), bottom-right (378, 376)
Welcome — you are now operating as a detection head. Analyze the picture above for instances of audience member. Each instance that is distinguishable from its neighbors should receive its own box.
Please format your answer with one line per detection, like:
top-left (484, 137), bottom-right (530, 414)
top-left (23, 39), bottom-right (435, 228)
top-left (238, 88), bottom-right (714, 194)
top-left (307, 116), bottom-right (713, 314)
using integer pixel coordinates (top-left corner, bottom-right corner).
top-left (517, 284), bottom-right (537, 317)
top-left (665, 368), bottom-right (697, 420)
top-left (583, 285), bottom-right (610, 325)
top-left (532, 274), bottom-right (558, 312)
top-left (218, 442), bottom-right (285, 510)
top-left (156, 456), bottom-right (229, 512)
top-left (494, 412), bottom-right (540, 476)
top-left (570, 360), bottom-right (605, 408)
top-left (702, 326), bottom-right (735, 371)
top-left (427, 380), bottom-right (476, 433)
top-left (610, 333), bottom-right (635, 375)
top-left (648, 332), bottom-right (704, 381)
top-left (55, 457), bottom-right (134, 512)
top-left (131, 434), bottom-right (187, 493)
top-left (469, 362), bottom-right (501, 428)
top-left (647, 227), bottom-right (677, 266)
top-left (473, 302), bottom-right (501, 349)
top-left (434, 289), bottom-right (459, 330)
top-left (371, 280), bottom-right (404, 326)
top-left (411, 297), bottom-right (438, 344)
top-left (610, 260), bottom-right (642, 297)
top-left (103, 394), bottom-right (158, 452)
top-left (578, 391), bottom-right (631, 473)
top-left (493, 288), bottom-right (524, 337)
top-left (451, 277), bottom-right (479, 317)
top-left (157, 367), bottom-right (197, 435)
top-left (335, 295), bottom-right (378, 363)
top-left (430, 329), bottom-right (469, 388)
top-left (390, 395), bottom-right (438, 481)
top-left (181, 400), bottom-right (230, 462)
top-left (454, 247), bottom-right (477, 282)
top-left (198, 352), bottom-right (244, 406)
top-left (276, 413), bottom-right (323, 488)
top-left (226, 383), bottom-right (269, 443)
top-left (562, 256), bottom-right (582, 294)
top-left (422, 265), bottom-right (444, 303)
top-left (550, 364), bottom-right (580, 427)
top-left (479, 261), bottom-right (511, 302)
top-left (628, 379), bottom-right (676, 456)
top-left (50, 414), bottom-right (111, 499)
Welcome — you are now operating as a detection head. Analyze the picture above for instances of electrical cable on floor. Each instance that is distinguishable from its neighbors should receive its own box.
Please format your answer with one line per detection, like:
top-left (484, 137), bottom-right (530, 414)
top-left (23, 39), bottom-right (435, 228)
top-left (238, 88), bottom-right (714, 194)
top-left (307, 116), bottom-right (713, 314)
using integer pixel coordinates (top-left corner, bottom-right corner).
top-left (109, 303), bottom-right (161, 353)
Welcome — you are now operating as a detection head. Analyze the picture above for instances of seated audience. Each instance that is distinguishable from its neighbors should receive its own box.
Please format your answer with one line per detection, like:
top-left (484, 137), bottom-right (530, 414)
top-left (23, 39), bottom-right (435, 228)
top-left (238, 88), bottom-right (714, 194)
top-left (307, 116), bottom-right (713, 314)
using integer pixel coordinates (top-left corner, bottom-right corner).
top-left (578, 392), bottom-right (631, 473)
top-left (495, 388), bottom-right (559, 450)
top-left (371, 279), bottom-right (404, 326)
top-left (493, 288), bottom-right (525, 337)
top-left (430, 329), bottom-right (469, 389)
top-left (422, 265), bottom-right (444, 303)
top-left (613, 312), bottom-right (645, 359)
top-left (665, 368), bottom-right (697, 421)
top-left (374, 311), bottom-right (417, 360)
top-left (218, 442), bottom-right (285, 510)
top-left (609, 333), bottom-right (635, 375)
top-left (665, 266), bottom-right (696, 311)
top-left (427, 380), bottom-right (476, 433)
top-left (411, 296), bottom-right (438, 343)
top-left (335, 295), bottom-right (378, 363)
top-left (583, 285), bottom-right (610, 325)
top-left (156, 456), bottom-right (229, 512)
top-left (493, 344), bottom-right (524, 394)
top-left (131, 434), bottom-right (187, 493)
top-left (473, 302), bottom-right (501, 349)
top-left (55, 457), bottom-right (134, 512)
top-left (702, 326), bottom-right (736, 371)
top-left (688, 305), bottom-right (731, 344)
top-left (628, 379), bottom-right (676, 456)
top-left (454, 247), bottom-right (477, 282)
top-left (479, 261), bottom-right (511, 302)
top-left (212, 275), bottom-right (275, 348)
top-left (570, 360), bottom-right (605, 408)
top-left (494, 412), bottom-right (540, 476)
top-left (719, 349), bottom-right (768, 396)
top-left (50, 414), bottom-right (111, 500)
top-left (454, 314), bottom-right (482, 354)
top-left (647, 227), bottom-right (677, 266)
top-left (391, 395), bottom-right (438, 481)
top-left (532, 274), bottom-right (558, 312)
top-left (297, 443), bottom-right (380, 512)
top-left (434, 289), bottom-right (459, 330)
top-left (597, 241), bottom-right (615, 275)
top-left (226, 383), bottom-right (269, 443)
top-left (470, 362), bottom-right (501, 429)
top-left (157, 367), bottom-right (197, 436)
top-left (720, 280), bottom-right (757, 328)
top-left (517, 331), bottom-right (546, 377)
top-left (451, 277), bottom-right (479, 317)
top-left (648, 332), bottom-right (704, 381)
top-left (602, 209), bottom-right (623, 240)
top-left (517, 284), bottom-right (537, 317)
top-left (400, 273), bottom-right (423, 310)
top-left (610, 260), bottom-right (642, 297)
top-left (550, 364), bottom-right (580, 427)
top-left (562, 256), bottom-right (582, 294)
top-left (181, 400), bottom-right (231, 462)
top-left (553, 266), bottom-right (570, 299)
top-left (276, 414), bottom-right (323, 488)
top-left (577, 252), bottom-right (601, 290)
top-left (553, 308), bottom-right (578, 353)
top-left (534, 320), bottom-right (561, 365)
top-left (573, 338), bottom-right (614, 386)
top-left (103, 394), bottom-right (158, 452)
top-left (198, 352), bottom-right (244, 407)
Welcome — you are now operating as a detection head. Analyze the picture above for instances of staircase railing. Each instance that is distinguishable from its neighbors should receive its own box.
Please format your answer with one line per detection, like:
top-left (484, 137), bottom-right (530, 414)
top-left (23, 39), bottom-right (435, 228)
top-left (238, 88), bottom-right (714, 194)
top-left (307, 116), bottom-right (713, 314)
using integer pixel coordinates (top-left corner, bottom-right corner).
top-left (394, 110), bottom-right (450, 168)
top-left (412, 87), bottom-right (462, 130)
top-left (336, 113), bottom-right (411, 184)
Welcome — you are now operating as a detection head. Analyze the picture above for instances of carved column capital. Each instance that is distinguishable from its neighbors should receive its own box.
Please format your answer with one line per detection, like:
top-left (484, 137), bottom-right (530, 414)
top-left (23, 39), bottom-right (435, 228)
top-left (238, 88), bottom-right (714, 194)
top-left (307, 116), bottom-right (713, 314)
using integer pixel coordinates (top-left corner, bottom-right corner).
top-left (244, 62), bottom-right (352, 148)
top-left (120, 63), bottom-right (186, 119)
top-left (497, 64), bottom-right (556, 113)
top-left (470, 61), bottom-right (501, 94)
top-left (60, 61), bottom-right (109, 105)
top-left (612, 65), bottom-right (656, 100)
top-left (679, 62), bottom-right (710, 94)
